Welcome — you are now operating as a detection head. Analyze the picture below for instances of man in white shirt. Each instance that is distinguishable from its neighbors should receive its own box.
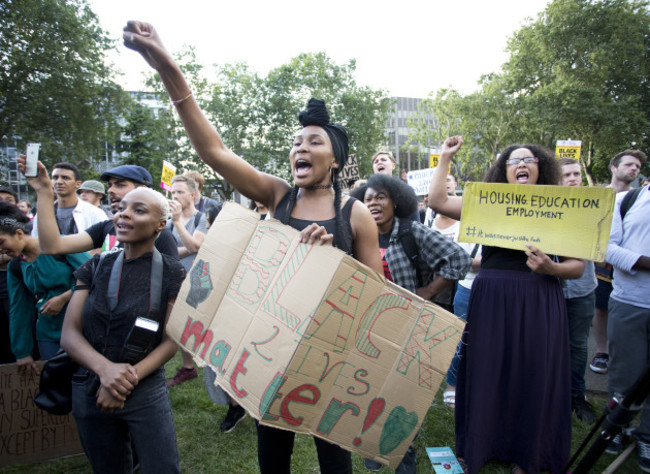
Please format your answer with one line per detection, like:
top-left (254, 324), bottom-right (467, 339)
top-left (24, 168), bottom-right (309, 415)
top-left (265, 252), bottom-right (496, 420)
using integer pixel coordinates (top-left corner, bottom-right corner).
top-left (31, 162), bottom-right (106, 237)
top-left (604, 150), bottom-right (650, 471)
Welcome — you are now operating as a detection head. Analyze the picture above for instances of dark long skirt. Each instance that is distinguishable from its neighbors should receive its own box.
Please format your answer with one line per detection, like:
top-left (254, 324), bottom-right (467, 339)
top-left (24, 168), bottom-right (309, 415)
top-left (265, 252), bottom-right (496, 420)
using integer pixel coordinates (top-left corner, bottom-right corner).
top-left (455, 269), bottom-right (571, 473)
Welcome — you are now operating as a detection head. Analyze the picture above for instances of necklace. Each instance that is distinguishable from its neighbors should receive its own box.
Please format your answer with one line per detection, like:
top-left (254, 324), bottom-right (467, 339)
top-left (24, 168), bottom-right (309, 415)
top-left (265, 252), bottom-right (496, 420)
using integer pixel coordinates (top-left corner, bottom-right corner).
top-left (304, 183), bottom-right (333, 190)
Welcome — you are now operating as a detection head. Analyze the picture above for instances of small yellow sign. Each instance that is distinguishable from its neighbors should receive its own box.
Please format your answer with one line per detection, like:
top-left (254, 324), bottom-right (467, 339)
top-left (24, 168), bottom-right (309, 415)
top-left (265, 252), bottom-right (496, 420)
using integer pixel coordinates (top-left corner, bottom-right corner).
top-left (430, 153), bottom-right (440, 168)
top-left (459, 182), bottom-right (615, 261)
top-left (555, 140), bottom-right (582, 160)
top-left (161, 160), bottom-right (176, 192)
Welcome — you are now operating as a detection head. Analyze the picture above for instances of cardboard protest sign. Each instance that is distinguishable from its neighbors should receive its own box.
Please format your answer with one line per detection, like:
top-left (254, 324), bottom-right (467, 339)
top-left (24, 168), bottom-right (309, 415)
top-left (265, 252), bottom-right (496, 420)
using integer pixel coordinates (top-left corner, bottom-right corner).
top-left (555, 140), bottom-right (582, 160)
top-left (459, 182), bottom-right (615, 261)
top-left (0, 363), bottom-right (82, 467)
top-left (160, 160), bottom-right (176, 192)
top-left (167, 202), bottom-right (463, 468)
top-left (339, 154), bottom-right (359, 183)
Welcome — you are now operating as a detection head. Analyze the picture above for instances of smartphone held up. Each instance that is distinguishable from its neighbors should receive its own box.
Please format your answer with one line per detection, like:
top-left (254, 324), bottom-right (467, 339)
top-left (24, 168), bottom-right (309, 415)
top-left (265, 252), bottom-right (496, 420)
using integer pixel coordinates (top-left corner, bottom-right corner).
top-left (24, 143), bottom-right (41, 178)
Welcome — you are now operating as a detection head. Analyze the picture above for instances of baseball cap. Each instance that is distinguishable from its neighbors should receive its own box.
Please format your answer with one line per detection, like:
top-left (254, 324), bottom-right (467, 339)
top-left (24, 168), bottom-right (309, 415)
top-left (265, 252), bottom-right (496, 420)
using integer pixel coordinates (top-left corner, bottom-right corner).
top-left (100, 165), bottom-right (152, 187)
top-left (0, 186), bottom-right (18, 201)
top-left (77, 180), bottom-right (105, 196)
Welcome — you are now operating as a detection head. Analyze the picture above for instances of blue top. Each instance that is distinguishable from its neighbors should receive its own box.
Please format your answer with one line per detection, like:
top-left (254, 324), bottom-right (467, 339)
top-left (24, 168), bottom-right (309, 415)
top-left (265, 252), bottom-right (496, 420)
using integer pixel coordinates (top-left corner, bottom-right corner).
top-left (8, 251), bottom-right (91, 358)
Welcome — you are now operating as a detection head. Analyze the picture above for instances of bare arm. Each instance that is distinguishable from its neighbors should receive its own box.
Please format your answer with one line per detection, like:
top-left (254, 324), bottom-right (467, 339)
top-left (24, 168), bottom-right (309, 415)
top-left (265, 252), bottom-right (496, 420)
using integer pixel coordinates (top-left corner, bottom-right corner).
top-left (122, 22), bottom-right (288, 212)
top-left (525, 245), bottom-right (586, 279)
top-left (428, 136), bottom-right (464, 220)
top-left (16, 158), bottom-right (96, 254)
top-left (416, 275), bottom-right (453, 301)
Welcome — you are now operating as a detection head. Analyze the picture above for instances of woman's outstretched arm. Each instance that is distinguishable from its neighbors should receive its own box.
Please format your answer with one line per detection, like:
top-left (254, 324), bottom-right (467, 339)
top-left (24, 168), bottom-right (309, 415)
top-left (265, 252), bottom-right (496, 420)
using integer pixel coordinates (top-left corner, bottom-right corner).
top-left (122, 21), bottom-right (289, 211)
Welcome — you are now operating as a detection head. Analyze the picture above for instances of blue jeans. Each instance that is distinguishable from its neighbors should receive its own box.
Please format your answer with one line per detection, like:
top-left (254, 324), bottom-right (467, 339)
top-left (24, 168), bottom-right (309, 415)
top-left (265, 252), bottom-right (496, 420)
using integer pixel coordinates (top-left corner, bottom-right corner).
top-left (37, 340), bottom-right (60, 360)
top-left (72, 368), bottom-right (180, 473)
top-left (566, 292), bottom-right (595, 397)
top-left (446, 284), bottom-right (471, 387)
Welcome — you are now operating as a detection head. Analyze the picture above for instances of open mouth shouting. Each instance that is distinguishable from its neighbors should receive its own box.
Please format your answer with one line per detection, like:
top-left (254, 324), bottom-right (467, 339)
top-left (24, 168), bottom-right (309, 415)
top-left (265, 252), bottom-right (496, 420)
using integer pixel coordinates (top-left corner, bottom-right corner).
top-left (294, 159), bottom-right (313, 179)
top-left (515, 168), bottom-right (530, 184)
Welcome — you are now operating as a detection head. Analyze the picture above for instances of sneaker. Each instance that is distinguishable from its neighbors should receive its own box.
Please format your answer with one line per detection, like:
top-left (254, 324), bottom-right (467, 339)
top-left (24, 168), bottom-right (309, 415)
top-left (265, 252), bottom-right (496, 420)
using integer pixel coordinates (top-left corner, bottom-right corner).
top-left (605, 433), bottom-right (626, 455)
top-left (364, 458), bottom-right (382, 471)
top-left (167, 367), bottom-right (197, 387)
top-left (590, 353), bottom-right (609, 374)
top-left (638, 439), bottom-right (650, 473)
top-left (572, 395), bottom-right (596, 424)
top-left (220, 404), bottom-right (246, 433)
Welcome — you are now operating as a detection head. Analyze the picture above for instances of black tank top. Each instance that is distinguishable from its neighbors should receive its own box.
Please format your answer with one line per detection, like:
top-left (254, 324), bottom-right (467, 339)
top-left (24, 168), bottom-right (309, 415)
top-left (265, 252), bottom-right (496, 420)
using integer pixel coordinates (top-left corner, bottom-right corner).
top-left (273, 191), bottom-right (356, 256)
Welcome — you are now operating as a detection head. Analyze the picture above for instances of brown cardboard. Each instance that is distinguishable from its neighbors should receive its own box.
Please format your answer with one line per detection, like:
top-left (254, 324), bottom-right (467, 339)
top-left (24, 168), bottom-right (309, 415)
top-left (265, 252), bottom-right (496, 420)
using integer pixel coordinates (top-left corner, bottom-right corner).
top-left (168, 202), bottom-right (464, 468)
top-left (0, 363), bottom-right (82, 467)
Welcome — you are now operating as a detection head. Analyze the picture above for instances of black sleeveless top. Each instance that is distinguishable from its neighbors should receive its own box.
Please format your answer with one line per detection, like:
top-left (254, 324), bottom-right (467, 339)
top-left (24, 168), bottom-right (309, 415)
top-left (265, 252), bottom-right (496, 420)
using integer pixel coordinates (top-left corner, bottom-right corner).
top-left (273, 191), bottom-right (356, 256)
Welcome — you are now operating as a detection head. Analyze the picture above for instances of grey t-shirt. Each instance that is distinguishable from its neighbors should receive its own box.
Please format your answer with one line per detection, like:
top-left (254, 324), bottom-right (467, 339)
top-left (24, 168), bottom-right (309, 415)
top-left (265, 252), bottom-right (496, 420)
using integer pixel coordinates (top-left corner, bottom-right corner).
top-left (563, 261), bottom-right (597, 299)
top-left (56, 205), bottom-right (76, 235)
top-left (167, 212), bottom-right (208, 271)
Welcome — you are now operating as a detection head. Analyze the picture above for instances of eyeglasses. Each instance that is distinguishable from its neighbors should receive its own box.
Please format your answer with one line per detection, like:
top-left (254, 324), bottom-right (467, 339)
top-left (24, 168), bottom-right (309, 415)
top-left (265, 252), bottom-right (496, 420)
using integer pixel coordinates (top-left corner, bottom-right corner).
top-left (506, 156), bottom-right (539, 166)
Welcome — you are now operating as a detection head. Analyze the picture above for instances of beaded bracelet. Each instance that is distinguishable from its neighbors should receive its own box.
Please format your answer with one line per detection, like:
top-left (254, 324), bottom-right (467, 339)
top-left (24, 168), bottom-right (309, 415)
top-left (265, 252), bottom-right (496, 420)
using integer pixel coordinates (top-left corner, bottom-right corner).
top-left (171, 90), bottom-right (193, 107)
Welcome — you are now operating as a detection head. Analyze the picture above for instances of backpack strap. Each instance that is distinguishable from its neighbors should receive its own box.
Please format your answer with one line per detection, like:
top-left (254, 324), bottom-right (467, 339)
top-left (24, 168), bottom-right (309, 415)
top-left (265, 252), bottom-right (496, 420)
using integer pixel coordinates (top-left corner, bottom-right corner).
top-left (470, 244), bottom-right (480, 259)
top-left (620, 186), bottom-right (643, 220)
top-left (396, 218), bottom-right (422, 287)
top-left (108, 248), bottom-right (164, 364)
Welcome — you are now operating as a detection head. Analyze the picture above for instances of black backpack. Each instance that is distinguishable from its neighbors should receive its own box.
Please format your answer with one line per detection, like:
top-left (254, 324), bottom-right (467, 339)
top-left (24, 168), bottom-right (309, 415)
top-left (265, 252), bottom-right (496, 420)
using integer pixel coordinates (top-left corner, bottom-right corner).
top-left (396, 218), bottom-right (423, 287)
top-left (619, 186), bottom-right (644, 220)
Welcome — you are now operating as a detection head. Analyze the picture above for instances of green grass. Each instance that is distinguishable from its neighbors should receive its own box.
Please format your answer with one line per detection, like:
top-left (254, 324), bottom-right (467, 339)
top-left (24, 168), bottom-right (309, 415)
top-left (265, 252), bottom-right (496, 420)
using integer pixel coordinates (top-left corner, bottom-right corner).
top-left (1, 353), bottom-right (639, 473)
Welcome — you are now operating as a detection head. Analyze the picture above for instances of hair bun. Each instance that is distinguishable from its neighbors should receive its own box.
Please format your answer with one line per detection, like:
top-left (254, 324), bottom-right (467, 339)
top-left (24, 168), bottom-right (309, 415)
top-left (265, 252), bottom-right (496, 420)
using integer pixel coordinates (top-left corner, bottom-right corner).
top-left (298, 98), bottom-right (330, 127)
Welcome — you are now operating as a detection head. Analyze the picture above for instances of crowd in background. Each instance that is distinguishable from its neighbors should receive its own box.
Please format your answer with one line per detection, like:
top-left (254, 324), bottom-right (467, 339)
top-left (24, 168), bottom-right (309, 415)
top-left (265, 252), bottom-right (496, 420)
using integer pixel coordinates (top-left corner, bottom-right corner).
top-left (0, 19), bottom-right (647, 474)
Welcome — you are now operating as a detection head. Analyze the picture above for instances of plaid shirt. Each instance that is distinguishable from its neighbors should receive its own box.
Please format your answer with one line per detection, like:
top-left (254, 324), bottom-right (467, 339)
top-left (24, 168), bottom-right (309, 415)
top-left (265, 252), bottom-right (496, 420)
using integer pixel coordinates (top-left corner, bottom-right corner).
top-left (384, 219), bottom-right (471, 293)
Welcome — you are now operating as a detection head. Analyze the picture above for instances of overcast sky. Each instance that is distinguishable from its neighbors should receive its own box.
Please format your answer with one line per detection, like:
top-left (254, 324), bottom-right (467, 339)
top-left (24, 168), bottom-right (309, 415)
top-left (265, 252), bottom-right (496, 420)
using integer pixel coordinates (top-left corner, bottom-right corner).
top-left (88, 0), bottom-right (550, 98)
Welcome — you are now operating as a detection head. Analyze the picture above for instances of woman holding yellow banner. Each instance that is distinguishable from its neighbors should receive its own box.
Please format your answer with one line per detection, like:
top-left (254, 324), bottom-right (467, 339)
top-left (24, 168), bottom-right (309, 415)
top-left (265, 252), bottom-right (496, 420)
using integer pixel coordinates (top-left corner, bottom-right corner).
top-left (122, 21), bottom-right (382, 474)
top-left (428, 137), bottom-right (584, 474)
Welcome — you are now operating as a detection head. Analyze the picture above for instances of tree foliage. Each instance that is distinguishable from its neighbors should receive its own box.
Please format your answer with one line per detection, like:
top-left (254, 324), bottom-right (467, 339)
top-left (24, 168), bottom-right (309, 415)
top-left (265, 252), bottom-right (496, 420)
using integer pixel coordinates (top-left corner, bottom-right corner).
top-left (0, 0), bottom-right (127, 168)
top-left (410, 0), bottom-right (650, 185)
top-left (504, 0), bottom-right (650, 183)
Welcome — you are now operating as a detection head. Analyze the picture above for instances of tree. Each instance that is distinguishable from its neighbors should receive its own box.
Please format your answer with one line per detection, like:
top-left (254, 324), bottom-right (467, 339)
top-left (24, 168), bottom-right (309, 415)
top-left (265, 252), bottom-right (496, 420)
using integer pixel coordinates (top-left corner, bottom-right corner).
top-left (503, 0), bottom-right (650, 184)
top-left (116, 97), bottom-right (182, 188)
top-left (409, 0), bottom-right (650, 185)
top-left (409, 76), bottom-right (526, 182)
top-left (0, 0), bottom-right (127, 168)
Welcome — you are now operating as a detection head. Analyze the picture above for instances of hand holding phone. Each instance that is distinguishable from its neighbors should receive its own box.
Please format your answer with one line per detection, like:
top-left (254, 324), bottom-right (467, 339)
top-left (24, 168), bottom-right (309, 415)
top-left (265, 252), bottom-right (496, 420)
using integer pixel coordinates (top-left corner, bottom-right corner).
top-left (25, 143), bottom-right (41, 178)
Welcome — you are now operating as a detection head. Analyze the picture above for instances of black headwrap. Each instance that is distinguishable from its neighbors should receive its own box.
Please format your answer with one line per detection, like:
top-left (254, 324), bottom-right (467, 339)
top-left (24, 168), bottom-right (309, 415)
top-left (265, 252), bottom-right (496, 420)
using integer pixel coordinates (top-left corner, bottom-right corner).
top-left (298, 98), bottom-right (349, 174)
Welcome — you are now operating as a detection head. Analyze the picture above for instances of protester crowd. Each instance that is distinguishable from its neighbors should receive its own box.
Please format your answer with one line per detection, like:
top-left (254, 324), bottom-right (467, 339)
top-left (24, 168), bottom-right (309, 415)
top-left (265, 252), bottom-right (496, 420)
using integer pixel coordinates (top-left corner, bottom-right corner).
top-left (0, 19), bottom-right (648, 474)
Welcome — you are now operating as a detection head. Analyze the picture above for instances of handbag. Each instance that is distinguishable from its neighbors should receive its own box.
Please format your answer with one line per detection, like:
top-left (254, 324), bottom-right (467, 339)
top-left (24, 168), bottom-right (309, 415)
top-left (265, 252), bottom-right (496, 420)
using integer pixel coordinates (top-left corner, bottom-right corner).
top-left (33, 349), bottom-right (78, 415)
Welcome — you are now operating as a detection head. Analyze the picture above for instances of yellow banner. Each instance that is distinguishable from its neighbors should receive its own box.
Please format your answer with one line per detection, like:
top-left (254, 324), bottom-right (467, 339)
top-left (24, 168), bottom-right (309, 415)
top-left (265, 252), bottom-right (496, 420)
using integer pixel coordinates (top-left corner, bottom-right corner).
top-left (429, 153), bottom-right (440, 168)
top-left (459, 183), bottom-right (615, 261)
top-left (160, 160), bottom-right (177, 192)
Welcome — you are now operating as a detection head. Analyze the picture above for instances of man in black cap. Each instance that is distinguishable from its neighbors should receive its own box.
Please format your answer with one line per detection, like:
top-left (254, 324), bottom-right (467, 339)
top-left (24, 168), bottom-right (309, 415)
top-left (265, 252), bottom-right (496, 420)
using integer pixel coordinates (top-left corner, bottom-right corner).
top-left (15, 160), bottom-right (177, 258)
